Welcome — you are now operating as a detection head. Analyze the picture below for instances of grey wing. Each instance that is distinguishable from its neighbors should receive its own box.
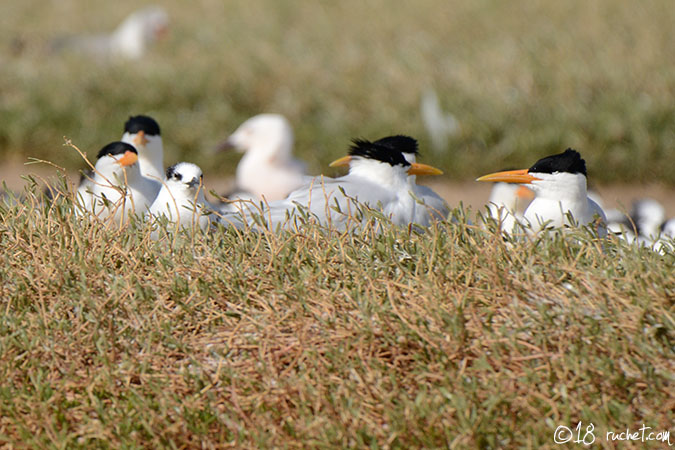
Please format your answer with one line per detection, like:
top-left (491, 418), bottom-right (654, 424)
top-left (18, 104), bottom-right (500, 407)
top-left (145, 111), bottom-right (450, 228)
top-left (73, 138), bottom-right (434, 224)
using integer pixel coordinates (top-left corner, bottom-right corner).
top-left (413, 185), bottom-right (449, 224)
top-left (589, 198), bottom-right (607, 223)
top-left (235, 176), bottom-right (392, 231)
top-left (50, 33), bottom-right (113, 59)
top-left (589, 197), bottom-right (608, 237)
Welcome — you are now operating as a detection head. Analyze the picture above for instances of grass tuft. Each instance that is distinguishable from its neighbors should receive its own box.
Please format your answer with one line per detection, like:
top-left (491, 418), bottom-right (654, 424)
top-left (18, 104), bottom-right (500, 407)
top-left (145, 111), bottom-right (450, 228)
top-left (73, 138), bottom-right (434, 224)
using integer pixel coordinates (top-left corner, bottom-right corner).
top-left (0, 183), bottom-right (671, 447)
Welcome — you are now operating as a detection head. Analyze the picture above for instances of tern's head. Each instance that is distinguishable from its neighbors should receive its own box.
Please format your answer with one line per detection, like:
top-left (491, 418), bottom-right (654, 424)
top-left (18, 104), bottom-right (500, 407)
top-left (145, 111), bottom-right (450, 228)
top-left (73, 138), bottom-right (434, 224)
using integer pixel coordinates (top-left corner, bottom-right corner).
top-left (374, 135), bottom-right (420, 164)
top-left (94, 141), bottom-right (140, 177)
top-left (122, 115), bottom-right (162, 150)
top-left (165, 162), bottom-right (204, 192)
top-left (329, 135), bottom-right (442, 186)
top-left (477, 149), bottom-right (589, 199)
top-left (220, 114), bottom-right (294, 159)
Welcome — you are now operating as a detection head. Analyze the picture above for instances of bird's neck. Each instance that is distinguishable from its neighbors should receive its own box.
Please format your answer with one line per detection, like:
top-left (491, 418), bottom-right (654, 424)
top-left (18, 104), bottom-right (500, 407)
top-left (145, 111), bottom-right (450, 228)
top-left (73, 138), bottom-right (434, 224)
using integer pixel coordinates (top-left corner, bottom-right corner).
top-left (531, 172), bottom-right (587, 202)
top-left (245, 138), bottom-right (293, 165)
top-left (349, 160), bottom-right (408, 191)
top-left (138, 152), bottom-right (164, 180)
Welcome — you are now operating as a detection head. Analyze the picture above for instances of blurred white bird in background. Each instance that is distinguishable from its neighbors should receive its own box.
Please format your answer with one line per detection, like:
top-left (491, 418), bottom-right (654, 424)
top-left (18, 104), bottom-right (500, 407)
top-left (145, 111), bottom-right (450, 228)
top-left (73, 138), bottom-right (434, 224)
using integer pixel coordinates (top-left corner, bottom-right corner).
top-left (603, 198), bottom-right (674, 252)
top-left (484, 182), bottom-right (534, 233)
top-left (218, 114), bottom-right (308, 204)
top-left (121, 115), bottom-right (165, 180)
top-left (420, 88), bottom-right (459, 156)
top-left (51, 6), bottom-right (169, 61)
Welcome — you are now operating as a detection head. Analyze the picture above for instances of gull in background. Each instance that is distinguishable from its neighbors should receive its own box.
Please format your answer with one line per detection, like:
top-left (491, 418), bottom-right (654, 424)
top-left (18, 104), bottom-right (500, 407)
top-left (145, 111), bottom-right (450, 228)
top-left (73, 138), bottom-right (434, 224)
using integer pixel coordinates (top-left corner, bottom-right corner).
top-left (51, 6), bottom-right (169, 62)
top-left (121, 115), bottom-right (165, 180)
top-left (148, 162), bottom-right (214, 237)
top-left (477, 149), bottom-right (606, 235)
top-left (221, 135), bottom-right (443, 231)
top-left (218, 114), bottom-right (307, 203)
top-left (77, 142), bottom-right (160, 223)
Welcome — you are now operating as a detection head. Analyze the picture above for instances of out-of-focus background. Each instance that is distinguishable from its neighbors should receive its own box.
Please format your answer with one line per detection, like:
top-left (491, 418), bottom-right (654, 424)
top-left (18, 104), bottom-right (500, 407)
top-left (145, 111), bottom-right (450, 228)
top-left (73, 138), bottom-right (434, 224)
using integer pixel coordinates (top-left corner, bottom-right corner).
top-left (1, 0), bottom-right (673, 212)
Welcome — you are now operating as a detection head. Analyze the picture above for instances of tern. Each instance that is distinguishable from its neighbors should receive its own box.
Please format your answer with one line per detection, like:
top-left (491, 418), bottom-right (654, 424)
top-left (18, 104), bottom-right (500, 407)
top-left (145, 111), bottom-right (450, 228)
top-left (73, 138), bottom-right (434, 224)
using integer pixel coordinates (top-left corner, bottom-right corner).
top-left (477, 149), bottom-right (606, 234)
top-left (219, 114), bottom-right (307, 202)
top-left (331, 135), bottom-right (449, 226)
top-left (148, 162), bottom-right (214, 236)
top-left (79, 142), bottom-right (160, 222)
top-left (121, 115), bottom-right (164, 180)
top-left (483, 182), bottom-right (534, 233)
top-left (221, 135), bottom-right (443, 231)
top-left (51, 6), bottom-right (169, 61)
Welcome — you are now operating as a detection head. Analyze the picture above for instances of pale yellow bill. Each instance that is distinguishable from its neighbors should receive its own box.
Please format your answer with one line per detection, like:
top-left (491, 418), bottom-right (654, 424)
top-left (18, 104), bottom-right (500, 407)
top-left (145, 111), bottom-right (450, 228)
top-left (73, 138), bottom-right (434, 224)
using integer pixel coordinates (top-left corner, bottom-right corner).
top-left (329, 155), bottom-right (352, 168)
top-left (133, 130), bottom-right (149, 147)
top-left (476, 168), bottom-right (539, 184)
top-left (408, 162), bottom-right (443, 176)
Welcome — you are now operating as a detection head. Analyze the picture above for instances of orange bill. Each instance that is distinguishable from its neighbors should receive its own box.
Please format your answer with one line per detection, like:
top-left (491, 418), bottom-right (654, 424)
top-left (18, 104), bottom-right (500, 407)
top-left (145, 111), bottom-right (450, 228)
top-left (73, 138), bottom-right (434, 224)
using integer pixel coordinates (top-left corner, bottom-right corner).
top-left (476, 168), bottom-right (539, 184)
top-left (408, 162), bottom-right (443, 176)
top-left (329, 155), bottom-right (352, 168)
top-left (118, 151), bottom-right (139, 167)
top-left (133, 130), bottom-right (148, 147)
top-left (516, 185), bottom-right (535, 200)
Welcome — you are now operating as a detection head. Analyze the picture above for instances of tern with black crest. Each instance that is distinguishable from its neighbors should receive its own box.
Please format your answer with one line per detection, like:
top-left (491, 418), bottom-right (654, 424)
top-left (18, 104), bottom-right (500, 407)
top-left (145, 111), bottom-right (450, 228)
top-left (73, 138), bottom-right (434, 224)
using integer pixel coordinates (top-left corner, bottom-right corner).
top-left (78, 141), bottom-right (160, 223)
top-left (330, 135), bottom-right (449, 226)
top-left (221, 135), bottom-right (443, 231)
top-left (477, 149), bottom-right (606, 234)
top-left (121, 115), bottom-right (164, 180)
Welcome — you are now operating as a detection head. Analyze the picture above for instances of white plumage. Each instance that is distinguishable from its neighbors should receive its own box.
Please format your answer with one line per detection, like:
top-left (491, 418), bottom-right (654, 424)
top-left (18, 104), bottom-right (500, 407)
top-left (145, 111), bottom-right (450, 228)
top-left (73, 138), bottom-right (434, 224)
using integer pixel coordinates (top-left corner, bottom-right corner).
top-left (522, 172), bottom-right (606, 232)
top-left (220, 114), bottom-right (307, 202)
top-left (120, 115), bottom-right (165, 181)
top-left (52, 6), bottom-right (169, 62)
top-left (477, 149), bottom-right (606, 235)
top-left (378, 135), bottom-right (449, 226)
top-left (221, 136), bottom-right (443, 231)
top-left (148, 162), bottom-right (213, 236)
top-left (484, 182), bottom-right (533, 233)
top-left (77, 142), bottom-right (160, 223)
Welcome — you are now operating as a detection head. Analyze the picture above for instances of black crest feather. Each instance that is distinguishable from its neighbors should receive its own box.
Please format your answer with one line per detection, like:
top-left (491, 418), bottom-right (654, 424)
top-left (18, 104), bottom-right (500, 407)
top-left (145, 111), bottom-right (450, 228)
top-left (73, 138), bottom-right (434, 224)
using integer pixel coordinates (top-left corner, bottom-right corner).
top-left (97, 141), bottom-right (137, 160)
top-left (528, 148), bottom-right (587, 176)
top-left (373, 135), bottom-right (419, 155)
top-left (124, 115), bottom-right (161, 136)
top-left (349, 136), bottom-right (414, 167)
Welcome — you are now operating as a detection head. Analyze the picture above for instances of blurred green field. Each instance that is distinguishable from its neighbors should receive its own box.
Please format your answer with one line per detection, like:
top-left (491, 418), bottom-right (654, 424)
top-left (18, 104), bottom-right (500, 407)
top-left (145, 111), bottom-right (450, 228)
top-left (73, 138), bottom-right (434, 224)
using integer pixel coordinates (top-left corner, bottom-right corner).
top-left (1, 0), bottom-right (673, 184)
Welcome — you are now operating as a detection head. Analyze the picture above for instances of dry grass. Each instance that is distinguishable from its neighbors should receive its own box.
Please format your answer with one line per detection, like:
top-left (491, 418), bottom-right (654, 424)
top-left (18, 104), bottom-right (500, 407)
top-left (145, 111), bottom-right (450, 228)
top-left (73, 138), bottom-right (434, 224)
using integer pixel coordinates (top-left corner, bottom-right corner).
top-left (0, 0), bottom-right (673, 447)
top-left (0, 0), bottom-right (674, 183)
top-left (0, 181), bottom-right (672, 448)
